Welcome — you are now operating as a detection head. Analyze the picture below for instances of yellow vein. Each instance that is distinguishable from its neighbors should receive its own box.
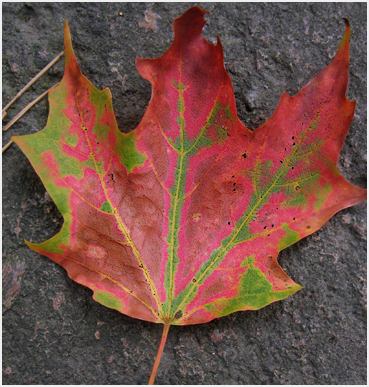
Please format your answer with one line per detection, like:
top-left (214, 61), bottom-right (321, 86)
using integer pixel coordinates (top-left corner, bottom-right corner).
top-left (75, 97), bottom-right (164, 317)
top-left (274, 172), bottom-right (320, 187)
top-left (185, 79), bottom-right (225, 156)
top-left (146, 158), bottom-right (173, 196)
top-left (44, 135), bottom-right (91, 158)
top-left (153, 98), bottom-right (180, 153)
top-left (176, 81), bottom-right (230, 203)
top-left (101, 152), bottom-right (114, 179)
top-left (173, 113), bottom-right (318, 316)
top-left (293, 142), bottom-right (325, 159)
top-left (60, 248), bottom-right (160, 319)
top-left (21, 140), bottom-right (108, 215)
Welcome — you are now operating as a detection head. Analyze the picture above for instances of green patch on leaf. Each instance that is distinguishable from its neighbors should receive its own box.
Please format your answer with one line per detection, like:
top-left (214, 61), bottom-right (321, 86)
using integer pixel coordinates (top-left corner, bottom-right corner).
top-left (233, 224), bottom-right (252, 243)
top-left (240, 255), bottom-right (255, 267)
top-left (278, 223), bottom-right (300, 250)
top-left (115, 132), bottom-right (146, 173)
top-left (205, 265), bottom-right (300, 316)
top-left (63, 133), bottom-right (79, 148)
top-left (286, 191), bottom-right (307, 207)
top-left (26, 217), bottom-right (72, 256)
top-left (100, 201), bottom-right (113, 213)
top-left (314, 184), bottom-right (333, 211)
top-left (93, 290), bottom-right (124, 311)
top-left (89, 86), bottom-right (109, 120)
top-left (171, 80), bottom-right (187, 91)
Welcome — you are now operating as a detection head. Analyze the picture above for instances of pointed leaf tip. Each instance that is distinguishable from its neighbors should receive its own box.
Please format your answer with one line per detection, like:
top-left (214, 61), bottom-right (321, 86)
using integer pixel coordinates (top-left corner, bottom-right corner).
top-left (63, 20), bottom-right (72, 55)
top-left (63, 20), bottom-right (81, 77)
top-left (343, 17), bottom-right (350, 39)
top-left (173, 6), bottom-right (209, 42)
top-left (338, 17), bottom-right (351, 51)
top-left (136, 6), bottom-right (211, 83)
top-left (342, 17), bottom-right (350, 28)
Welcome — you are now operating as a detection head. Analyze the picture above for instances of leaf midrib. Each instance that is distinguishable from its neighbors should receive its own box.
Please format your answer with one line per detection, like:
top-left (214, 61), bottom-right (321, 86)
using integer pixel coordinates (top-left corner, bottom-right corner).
top-left (167, 57), bottom-right (186, 318)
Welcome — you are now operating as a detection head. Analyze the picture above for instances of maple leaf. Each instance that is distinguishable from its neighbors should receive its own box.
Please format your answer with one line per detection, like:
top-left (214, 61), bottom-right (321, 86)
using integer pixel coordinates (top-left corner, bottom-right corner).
top-left (12, 6), bottom-right (366, 384)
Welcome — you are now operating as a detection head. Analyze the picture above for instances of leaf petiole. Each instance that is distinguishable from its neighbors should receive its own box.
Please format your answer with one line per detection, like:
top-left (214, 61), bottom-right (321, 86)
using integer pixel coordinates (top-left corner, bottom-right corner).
top-left (148, 324), bottom-right (170, 385)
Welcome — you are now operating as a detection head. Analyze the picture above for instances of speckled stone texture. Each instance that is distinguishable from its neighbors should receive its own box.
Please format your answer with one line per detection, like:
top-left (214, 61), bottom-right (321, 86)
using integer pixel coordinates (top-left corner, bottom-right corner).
top-left (3, 3), bottom-right (366, 384)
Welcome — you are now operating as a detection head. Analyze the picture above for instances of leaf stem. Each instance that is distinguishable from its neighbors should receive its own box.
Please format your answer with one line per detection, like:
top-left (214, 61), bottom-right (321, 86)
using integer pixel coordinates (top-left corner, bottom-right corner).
top-left (148, 323), bottom-right (170, 385)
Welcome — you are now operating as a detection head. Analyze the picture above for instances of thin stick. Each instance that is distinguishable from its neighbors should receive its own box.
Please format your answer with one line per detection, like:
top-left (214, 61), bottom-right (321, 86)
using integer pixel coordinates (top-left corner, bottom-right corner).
top-left (148, 324), bottom-right (170, 385)
top-left (2, 87), bottom-right (53, 132)
top-left (2, 140), bottom-right (13, 153)
top-left (2, 51), bottom-right (64, 117)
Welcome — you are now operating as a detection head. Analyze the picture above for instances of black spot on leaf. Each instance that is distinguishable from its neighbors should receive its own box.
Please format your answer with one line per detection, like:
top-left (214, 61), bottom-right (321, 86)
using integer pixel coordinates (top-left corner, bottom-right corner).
top-left (175, 310), bottom-right (183, 319)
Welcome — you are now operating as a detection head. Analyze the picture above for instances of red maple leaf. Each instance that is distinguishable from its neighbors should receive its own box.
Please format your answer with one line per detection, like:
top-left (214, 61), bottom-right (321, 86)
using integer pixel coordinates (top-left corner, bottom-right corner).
top-left (12, 7), bottom-right (366, 383)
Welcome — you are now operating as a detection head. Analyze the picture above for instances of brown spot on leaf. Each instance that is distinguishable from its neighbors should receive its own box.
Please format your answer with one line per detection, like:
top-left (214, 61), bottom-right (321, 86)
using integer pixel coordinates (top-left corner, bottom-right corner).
top-left (174, 310), bottom-right (183, 319)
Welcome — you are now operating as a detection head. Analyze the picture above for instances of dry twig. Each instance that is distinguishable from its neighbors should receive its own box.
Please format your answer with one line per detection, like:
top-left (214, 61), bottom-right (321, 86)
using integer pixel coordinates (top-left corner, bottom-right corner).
top-left (2, 51), bottom-right (64, 118)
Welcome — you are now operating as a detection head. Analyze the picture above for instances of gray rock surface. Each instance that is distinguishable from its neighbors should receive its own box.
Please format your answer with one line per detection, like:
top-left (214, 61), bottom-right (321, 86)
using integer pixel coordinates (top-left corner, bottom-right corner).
top-left (3, 2), bottom-right (366, 384)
